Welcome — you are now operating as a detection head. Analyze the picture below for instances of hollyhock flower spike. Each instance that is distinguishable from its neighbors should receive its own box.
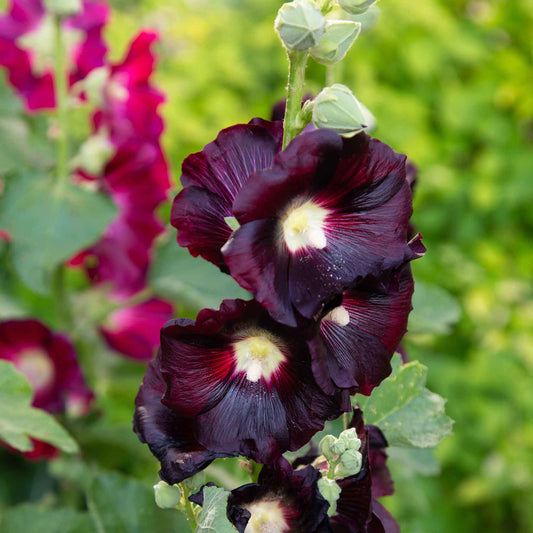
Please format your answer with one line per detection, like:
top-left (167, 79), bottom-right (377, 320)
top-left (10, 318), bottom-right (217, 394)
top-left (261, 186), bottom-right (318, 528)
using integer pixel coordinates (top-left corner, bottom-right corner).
top-left (100, 297), bottom-right (174, 361)
top-left (72, 31), bottom-right (171, 299)
top-left (0, 0), bottom-right (109, 111)
top-left (0, 319), bottom-right (93, 459)
top-left (171, 118), bottom-right (283, 269)
top-left (133, 351), bottom-right (234, 484)
top-left (223, 129), bottom-right (422, 326)
top-left (308, 263), bottom-right (415, 396)
top-left (158, 298), bottom-right (346, 464)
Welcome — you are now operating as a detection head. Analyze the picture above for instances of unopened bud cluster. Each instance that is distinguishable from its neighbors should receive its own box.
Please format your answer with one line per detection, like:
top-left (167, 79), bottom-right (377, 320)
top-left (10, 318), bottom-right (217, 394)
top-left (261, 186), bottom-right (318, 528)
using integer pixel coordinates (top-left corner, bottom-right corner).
top-left (339, 0), bottom-right (379, 15)
top-left (317, 428), bottom-right (363, 515)
top-left (319, 427), bottom-right (363, 479)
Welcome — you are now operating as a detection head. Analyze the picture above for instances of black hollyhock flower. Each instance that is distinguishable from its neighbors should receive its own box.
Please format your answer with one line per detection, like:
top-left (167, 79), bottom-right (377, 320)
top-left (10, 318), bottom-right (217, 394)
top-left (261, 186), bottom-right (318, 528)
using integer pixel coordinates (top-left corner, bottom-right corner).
top-left (222, 129), bottom-right (422, 326)
top-left (308, 264), bottom-right (415, 396)
top-left (171, 119), bottom-right (283, 270)
top-left (158, 299), bottom-right (346, 464)
top-left (192, 458), bottom-right (331, 533)
top-left (133, 352), bottom-right (233, 484)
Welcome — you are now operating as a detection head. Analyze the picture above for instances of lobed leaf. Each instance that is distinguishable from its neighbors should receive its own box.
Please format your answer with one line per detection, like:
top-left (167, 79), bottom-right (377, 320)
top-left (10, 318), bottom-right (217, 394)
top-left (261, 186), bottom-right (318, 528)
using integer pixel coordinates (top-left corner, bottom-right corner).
top-left (355, 354), bottom-right (453, 448)
top-left (0, 174), bottom-right (117, 294)
top-left (0, 360), bottom-right (78, 453)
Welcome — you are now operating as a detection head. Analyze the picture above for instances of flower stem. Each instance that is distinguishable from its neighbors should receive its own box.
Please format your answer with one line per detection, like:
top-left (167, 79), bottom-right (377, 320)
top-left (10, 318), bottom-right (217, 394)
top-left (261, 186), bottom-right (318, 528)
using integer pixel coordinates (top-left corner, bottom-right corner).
top-left (181, 485), bottom-right (198, 531)
top-left (326, 65), bottom-right (336, 86)
top-left (282, 50), bottom-right (309, 149)
top-left (53, 14), bottom-right (69, 186)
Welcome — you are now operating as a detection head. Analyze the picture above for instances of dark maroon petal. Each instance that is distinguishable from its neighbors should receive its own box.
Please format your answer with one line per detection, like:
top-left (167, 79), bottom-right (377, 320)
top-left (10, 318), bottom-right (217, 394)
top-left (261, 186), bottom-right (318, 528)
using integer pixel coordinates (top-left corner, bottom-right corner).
top-left (180, 121), bottom-right (282, 204)
top-left (368, 501), bottom-right (399, 533)
top-left (100, 298), bottom-right (174, 361)
top-left (171, 186), bottom-right (233, 268)
top-left (133, 353), bottom-right (232, 484)
top-left (227, 458), bottom-right (331, 533)
top-left (159, 299), bottom-right (344, 463)
top-left (308, 265), bottom-right (414, 396)
top-left (221, 219), bottom-right (295, 325)
top-left (232, 129), bottom-right (343, 224)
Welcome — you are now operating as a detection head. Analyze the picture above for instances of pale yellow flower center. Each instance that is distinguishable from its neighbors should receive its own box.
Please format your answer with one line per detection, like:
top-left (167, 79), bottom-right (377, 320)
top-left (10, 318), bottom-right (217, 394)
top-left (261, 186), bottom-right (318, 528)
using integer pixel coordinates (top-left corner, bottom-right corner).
top-left (282, 200), bottom-right (329, 252)
top-left (244, 499), bottom-right (289, 533)
top-left (16, 349), bottom-right (55, 392)
top-left (234, 335), bottom-right (285, 382)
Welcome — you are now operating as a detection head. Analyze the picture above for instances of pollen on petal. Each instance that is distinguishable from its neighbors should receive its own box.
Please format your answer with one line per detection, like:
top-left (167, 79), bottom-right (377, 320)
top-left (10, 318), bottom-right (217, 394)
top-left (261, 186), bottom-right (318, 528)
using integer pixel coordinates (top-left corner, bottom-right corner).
top-left (282, 200), bottom-right (329, 253)
top-left (244, 499), bottom-right (289, 533)
top-left (233, 335), bottom-right (286, 382)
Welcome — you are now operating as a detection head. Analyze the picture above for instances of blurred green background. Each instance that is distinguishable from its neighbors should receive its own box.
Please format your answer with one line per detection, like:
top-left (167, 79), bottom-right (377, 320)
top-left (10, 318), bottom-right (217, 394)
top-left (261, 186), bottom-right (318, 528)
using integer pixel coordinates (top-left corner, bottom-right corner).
top-left (120, 0), bottom-right (531, 530)
top-left (2, 0), bottom-right (532, 531)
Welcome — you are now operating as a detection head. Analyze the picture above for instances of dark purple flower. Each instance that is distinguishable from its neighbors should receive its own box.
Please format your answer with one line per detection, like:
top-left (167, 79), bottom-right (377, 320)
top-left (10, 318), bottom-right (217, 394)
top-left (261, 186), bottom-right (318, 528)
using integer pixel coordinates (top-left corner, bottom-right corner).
top-left (224, 457), bottom-right (331, 533)
top-left (0, 319), bottom-right (93, 460)
top-left (0, 0), bottom-right (108, 111)
top-left (171, 119), bottom-right (283, 269)
top-left (158, 299), bottom-right (346, 464)
top-left (308, 264), bottom-right (414, 396)
top-left (222, 129), bottom-right (421, 326)
top-left (100, 297), bottom-right (174, 361)
top-left (133, 351), bottom-right (233, 484)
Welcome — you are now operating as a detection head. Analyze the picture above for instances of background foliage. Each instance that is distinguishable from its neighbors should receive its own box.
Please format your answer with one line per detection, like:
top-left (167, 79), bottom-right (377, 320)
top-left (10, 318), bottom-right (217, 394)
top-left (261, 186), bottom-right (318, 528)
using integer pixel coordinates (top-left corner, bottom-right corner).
top-left (0, 0), bottom-right (532, 531)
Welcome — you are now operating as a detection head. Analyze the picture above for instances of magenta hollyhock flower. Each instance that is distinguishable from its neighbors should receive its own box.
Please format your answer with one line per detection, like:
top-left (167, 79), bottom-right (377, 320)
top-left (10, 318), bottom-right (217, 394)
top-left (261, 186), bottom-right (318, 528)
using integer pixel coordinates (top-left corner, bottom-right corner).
top-left (222, 129), bottom-right (422, 327)
top-left (0, 0), bottom-right (108, 111)
top-left (191, 458), bottom-right (331, 533)
top-left (308, 264), bottom-right (415, 397)
top-left (133, 351), bottom-right (234, 484)
top-left (100, 297), bottom-right (173, 361)
top-left (0, 319), bottom-right (93, 460)
top-left (157, 299), bottom-right (346, 464)
top-left (171, 119), bottom-right (283, 269)
top-left (71, 31), bottom-right (171, 298)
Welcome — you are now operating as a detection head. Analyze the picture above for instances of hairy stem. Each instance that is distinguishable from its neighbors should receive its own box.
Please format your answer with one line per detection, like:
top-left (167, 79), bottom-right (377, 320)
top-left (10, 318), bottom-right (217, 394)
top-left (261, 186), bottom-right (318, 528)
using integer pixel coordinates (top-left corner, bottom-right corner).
top-left (282, 50), bottom-right (309, 149)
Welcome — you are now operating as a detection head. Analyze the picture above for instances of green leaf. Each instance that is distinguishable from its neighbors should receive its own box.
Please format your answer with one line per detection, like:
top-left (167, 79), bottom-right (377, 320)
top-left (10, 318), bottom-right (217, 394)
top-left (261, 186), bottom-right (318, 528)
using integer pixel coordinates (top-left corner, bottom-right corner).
top-left (149, 234), bottom-right (250, 314)
top-left (88, 472), bottom-right (188, 533)
top-left (1, 504), bottom-right (93, 533)
top-left (0, 174), bottom-right (117, 294)
top-left (0, 360), bottom-right (79, 453)
top-left (354, 354), bottom-right (453, 448)
top-left (408, 281), bottom-right (461, 335)
top-left (196, 485), bottom-right (236, 533)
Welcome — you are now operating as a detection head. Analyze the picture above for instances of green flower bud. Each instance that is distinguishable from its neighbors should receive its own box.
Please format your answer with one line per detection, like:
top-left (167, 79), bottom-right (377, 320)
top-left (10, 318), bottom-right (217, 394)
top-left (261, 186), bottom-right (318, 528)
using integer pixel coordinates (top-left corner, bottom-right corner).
top-left (312, 84), bottom-right (367, 137)
top-left (338, 428), bottom-right (361, 451)
top-left (44, 0), bottom-right (82, 17)
top-left (339, 0), bottom-right (379, 15)
top-left (74, 131), bottom-right (115, 176)
top-left (334, 448), bottom-right (363, 478)
top-left (310, 20), bottom-right (361, 65)
top-left (153, 480), bottom-right (181, 509)
top-left (319, 434), bottom-right (338, 461)
top-left (331, 438), bottom-right (347, 456)
top-left (275, 0), bottom-right (326, 52)
top-left (317, 477), bottom-right (342, 517)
